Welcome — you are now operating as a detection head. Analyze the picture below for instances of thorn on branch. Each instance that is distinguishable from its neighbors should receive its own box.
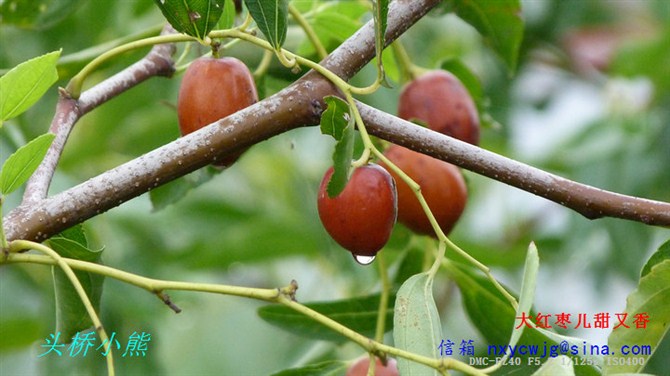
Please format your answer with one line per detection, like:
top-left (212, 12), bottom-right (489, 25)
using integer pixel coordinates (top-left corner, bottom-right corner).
top-left (156, 291), bottom-right (182, 313)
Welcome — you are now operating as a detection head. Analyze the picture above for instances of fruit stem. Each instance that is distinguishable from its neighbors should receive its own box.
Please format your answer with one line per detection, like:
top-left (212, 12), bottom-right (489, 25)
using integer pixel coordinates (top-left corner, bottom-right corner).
top-left (350, 77), bottom-right (383, 95)
top-left (208, 28), bottom-right (382, 95)
top-left (428, 241), bottom-right (446, 279)
top-left (210, 40), bottom-right (221, 58)
top-left (253, 49), bottom-right (274, 79)
top-left (174, 42), bottom-right (193, 67)
top-left (8, 240), bottom-right (115, 376)
top-left (289, 3), bottom-right (328, 60)
top-left (65, 33), bottom-right (196, 99)
top-left (345, 91), bottom-right (377, 168)
top-left (352, 148), bottom-right (371, 168)
top-left (391, 40), bottom-right (418, 83)
top-left (374, 252), bottom-right (391, 343)
top-left (275, 48), bottom-right (299, 69)
top-left (366, 353), bottom-right (378, 376)
top-left (238, 12), bottom-right (254, 32)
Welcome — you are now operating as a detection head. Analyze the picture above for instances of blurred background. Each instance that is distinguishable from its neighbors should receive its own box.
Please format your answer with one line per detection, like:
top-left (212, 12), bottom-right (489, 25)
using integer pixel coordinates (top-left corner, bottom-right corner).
top-left (1, 0), bottom-right (669, 375)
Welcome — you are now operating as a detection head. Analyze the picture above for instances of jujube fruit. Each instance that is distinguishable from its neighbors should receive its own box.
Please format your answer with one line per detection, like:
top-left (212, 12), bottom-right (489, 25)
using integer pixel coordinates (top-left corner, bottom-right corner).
top-left (346, 356), bottom-right (399, 376)
top-left (398, 70), bottom-right (480, 145)
top-left (177, 56), bottom-right (258, 167)
top-left (380, 145), bottom-right (467, 237)
top-left (317, 164), bottom-right (397, 258)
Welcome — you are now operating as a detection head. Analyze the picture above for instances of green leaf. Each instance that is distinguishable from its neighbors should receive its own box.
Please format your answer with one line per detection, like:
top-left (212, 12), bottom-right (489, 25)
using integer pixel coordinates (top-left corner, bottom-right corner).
top-left (58, 225), bottom-right (89, 249)
top-left (604, 259), bottom-right (670, 374)
top-left (244, 0), bottom-right (288, 50)
top-left (270, 360), bottom-right (349, 376)
top-left (295, 1), bottom-right (368, 57)
top-left (216, 0), bottom-right (236, 30)
top-left (313, 11), bottom-right (362, 42)
top-left (320, 96), bottom-right (349, 139)
top-left (320, 96), bottom-right (355, 198)
top-left (509, 242), bottom-right (540, 354)
top-left (257, 294), bottom-right (394, 344)
top-left (640, 239), bottom-right (670, 278)
top-left (327, 125), bottom-right (355, 198)
top-left (0, 0), bottom-right (81, 29)
top-left (153, 0), bottom-right (226, 39)
top-left (0, 50), bottom-right (61, 124)
top-left (0, 316), bottom-right (44, 351)
top-left (47, 228), bottom-right (105, 342)
top-left (442, 0), bottom-right (524, 72)
top-left (393, 272), bottom-right (441, 376)
top-left (0, 133), bottom-right (55, 195)
top-left (532, 356), bottom-right (575, 376)
top-left (372, 0), bottom-right (389, 84)
top-left (150, 177), bottom-right (193, 211)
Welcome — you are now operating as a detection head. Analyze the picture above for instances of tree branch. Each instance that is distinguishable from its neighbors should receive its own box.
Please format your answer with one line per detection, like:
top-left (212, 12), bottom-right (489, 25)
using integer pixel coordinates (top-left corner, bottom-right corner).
top-left (358, 102), bottom-right (670, 225)
top-left (3, 0), bottom-right (669, 244)
top-left (21, 25), bottom-right (177, 205)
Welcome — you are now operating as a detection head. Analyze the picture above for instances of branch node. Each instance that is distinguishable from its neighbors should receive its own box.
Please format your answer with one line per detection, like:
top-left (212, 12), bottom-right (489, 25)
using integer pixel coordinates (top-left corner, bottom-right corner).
top-left (278, 279), bottom-right (299, 301)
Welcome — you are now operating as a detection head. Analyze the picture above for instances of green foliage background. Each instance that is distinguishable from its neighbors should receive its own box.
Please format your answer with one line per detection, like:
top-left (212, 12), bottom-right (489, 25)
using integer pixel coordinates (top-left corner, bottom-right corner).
top-left (1, 1), bottom-right (669, 375)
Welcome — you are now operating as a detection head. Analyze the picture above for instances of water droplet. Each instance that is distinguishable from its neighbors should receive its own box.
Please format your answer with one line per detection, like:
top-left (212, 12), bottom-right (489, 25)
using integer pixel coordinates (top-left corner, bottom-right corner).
top-left (352, 254), bottom-right (376, 265)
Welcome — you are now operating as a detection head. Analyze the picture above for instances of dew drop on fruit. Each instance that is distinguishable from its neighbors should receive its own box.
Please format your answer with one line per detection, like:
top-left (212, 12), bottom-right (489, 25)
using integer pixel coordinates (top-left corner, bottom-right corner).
top-left (352, 254), bottom-right (376, 265)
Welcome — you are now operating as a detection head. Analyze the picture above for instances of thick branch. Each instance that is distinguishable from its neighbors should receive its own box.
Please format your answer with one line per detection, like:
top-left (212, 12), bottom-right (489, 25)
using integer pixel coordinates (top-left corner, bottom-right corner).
top-left (3, 0), bottom-right (440, 242)
top-left (358, 102), bottom-right (670, 225)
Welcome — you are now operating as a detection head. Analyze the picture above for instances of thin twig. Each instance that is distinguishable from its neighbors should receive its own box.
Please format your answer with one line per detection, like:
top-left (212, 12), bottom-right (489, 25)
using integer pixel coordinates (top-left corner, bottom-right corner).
top-left (2, 252), bottom-right (486, 375)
